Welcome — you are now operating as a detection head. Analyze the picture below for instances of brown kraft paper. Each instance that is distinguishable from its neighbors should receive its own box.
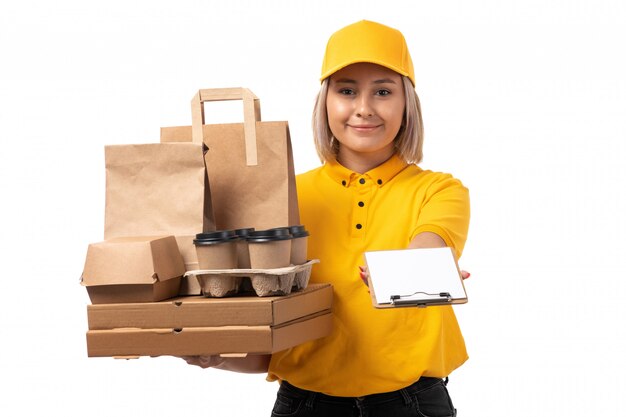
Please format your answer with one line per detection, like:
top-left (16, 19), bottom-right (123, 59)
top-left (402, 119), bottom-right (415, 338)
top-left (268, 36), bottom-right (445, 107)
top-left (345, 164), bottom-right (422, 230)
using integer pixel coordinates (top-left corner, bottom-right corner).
top-left (103, 142), bottom-right (215, 293)
top-left (160, 88), bottom-right (300, 231)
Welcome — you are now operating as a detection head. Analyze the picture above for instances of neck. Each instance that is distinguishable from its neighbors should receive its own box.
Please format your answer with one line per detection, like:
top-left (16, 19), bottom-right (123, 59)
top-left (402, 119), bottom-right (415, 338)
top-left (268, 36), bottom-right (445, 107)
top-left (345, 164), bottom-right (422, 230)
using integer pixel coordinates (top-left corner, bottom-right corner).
top-left (336, 147), bottom-right (395, 174)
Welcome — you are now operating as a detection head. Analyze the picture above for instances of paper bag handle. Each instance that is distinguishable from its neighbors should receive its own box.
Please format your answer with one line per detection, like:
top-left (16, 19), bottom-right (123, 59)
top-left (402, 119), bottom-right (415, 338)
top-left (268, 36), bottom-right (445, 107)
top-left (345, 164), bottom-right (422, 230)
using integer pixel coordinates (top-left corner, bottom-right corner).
top-left (191, 88), bottom-right (261, 166)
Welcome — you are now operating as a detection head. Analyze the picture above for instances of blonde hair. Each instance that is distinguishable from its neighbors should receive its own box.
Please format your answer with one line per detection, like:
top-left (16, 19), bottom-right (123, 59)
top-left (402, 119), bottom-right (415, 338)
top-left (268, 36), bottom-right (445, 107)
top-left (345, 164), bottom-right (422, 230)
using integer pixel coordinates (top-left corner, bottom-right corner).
top-left (312, 75), bottom-right (424, 164)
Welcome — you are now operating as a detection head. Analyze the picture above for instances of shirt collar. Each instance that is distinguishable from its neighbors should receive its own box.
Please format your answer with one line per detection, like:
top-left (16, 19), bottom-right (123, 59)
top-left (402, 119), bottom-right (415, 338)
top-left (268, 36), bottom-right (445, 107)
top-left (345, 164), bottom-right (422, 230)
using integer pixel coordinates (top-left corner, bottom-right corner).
top-left (324, 154), bottom-right (409, 188)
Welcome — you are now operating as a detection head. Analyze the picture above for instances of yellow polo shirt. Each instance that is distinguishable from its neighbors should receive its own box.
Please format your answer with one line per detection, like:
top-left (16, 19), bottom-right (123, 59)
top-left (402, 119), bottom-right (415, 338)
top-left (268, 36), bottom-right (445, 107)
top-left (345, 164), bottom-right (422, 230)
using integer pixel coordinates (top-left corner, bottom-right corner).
top-left (267, 155), bottom-right (470, 397)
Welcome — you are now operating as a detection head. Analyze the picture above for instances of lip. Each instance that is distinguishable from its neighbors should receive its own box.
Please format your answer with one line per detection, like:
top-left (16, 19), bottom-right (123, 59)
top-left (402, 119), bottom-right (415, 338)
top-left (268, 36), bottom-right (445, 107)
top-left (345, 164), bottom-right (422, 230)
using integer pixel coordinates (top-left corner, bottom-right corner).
top-left (348, 124), bottom-right (381, 131)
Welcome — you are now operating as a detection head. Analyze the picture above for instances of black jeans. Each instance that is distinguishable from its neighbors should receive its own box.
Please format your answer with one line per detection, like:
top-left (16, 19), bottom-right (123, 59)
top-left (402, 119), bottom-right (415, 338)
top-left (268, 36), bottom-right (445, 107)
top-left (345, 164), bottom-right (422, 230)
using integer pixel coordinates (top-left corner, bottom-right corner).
top-left (270, 378), bottom-right (457, 417)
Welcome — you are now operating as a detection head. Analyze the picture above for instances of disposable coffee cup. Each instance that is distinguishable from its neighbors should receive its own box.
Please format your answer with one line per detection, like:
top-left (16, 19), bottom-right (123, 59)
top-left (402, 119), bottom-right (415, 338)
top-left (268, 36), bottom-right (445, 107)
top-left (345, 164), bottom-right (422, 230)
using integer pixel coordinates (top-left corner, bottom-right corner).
top-left (193, 230), bottom-right (239, 270)
top-left (246, 228), bottom-right (292, 269)
top-left (288, 225), bottom-right (309, 265)
top-left (234, 228), bottom-right (255, 269)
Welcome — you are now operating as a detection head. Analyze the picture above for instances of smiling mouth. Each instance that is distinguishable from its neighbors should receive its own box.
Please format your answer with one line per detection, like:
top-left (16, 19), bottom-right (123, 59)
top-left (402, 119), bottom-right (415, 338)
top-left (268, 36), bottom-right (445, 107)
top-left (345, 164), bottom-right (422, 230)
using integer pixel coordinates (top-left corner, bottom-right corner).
top-left (348, 124), bottom-right (381, 131)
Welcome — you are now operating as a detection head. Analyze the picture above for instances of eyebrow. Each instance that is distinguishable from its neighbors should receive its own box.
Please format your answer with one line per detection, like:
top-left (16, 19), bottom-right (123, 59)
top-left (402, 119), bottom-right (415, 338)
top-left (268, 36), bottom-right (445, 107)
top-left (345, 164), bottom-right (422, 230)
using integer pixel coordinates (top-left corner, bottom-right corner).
top-left (333, 78), bottom-right (398, 85)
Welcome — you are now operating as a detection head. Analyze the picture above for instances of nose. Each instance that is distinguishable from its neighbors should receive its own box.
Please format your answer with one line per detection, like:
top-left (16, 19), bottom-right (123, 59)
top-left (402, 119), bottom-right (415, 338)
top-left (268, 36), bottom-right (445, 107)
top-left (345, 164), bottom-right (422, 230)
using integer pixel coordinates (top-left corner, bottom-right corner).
top-left (355, 94), bottom-right (373, 118)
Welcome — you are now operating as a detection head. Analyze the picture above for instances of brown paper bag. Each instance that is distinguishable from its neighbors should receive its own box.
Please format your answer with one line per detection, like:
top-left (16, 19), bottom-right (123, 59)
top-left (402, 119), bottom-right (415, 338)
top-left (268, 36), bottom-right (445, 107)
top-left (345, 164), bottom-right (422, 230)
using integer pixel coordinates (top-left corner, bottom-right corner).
top-left (104, 142), bottom-right (215, 293)
top-left (160, 88), bottom-right (300, 230)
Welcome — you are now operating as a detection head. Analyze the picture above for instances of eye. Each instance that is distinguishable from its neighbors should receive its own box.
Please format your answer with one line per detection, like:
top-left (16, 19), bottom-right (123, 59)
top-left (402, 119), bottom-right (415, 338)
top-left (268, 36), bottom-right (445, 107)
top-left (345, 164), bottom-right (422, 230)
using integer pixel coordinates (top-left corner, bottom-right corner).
top-left (376, 89), bottom-right (391, 96)
top-left (338, 88), bottom-right (356, 95)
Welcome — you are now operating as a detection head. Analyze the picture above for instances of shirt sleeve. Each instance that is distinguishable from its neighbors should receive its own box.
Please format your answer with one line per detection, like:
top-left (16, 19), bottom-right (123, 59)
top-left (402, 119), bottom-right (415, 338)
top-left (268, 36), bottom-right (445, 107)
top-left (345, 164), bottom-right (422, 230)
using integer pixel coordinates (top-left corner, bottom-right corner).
top-left (410, 173), bottom-right (470, 259)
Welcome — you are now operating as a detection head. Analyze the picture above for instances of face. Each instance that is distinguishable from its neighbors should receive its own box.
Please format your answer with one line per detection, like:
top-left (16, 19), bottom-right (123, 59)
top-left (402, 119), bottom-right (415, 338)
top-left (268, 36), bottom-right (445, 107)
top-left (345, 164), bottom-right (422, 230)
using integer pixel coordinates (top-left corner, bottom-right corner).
top-left (326, 62), bottom-right (405, 165)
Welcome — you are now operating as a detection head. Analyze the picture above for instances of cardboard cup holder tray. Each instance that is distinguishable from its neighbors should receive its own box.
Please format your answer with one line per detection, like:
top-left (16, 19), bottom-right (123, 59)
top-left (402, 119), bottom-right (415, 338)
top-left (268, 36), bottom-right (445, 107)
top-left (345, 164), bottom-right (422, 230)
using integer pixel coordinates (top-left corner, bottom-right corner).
top-left (185, 259), bottom-right (319, 297)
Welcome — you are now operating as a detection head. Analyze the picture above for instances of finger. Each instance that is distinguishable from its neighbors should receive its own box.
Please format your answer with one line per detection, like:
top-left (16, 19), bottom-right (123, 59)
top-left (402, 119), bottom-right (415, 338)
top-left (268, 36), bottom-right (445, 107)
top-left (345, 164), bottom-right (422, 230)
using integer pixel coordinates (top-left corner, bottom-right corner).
top-left (198, 356), bottom-right (216, 368)
top-left (460, 270), bottom-right (471, 280)
top-left (180, 356), bottom-right (198, 365)
top-left (359, 270), bottom-right (369, 287)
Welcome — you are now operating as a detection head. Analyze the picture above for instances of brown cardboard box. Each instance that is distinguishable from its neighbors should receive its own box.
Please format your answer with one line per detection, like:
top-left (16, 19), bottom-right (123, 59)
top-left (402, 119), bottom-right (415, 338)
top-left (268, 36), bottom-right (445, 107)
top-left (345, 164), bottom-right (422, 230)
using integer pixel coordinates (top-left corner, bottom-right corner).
top-left (81, 236), bottom-right (185, 304)
top-left (86, 283), bottom-right (333, 357)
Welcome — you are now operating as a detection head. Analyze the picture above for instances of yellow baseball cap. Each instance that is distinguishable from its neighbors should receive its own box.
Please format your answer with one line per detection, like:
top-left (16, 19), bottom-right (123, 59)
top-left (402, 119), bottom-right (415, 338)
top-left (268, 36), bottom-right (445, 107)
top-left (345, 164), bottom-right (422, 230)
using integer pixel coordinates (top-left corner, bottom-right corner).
top-left (320, 20), bottom-right (415, 86)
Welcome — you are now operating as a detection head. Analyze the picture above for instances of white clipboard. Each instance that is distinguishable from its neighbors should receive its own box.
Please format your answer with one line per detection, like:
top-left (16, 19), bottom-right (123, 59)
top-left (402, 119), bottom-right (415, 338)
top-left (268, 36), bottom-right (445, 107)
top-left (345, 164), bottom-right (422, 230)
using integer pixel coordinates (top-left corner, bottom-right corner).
top-left (364, 247), bottom-right (468, 308)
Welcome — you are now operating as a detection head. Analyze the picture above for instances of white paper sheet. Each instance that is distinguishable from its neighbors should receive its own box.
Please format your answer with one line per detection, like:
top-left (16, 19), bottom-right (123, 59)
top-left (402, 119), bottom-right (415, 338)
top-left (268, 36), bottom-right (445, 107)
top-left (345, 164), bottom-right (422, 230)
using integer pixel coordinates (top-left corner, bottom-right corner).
top-left (364, 247), bottom-right (466, 305)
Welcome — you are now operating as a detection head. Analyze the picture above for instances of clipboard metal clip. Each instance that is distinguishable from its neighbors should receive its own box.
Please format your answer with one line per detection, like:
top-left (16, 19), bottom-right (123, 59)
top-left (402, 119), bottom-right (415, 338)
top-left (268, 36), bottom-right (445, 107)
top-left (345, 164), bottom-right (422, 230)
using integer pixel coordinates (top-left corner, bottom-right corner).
top-left (390, 291), bottom-right (452, 307)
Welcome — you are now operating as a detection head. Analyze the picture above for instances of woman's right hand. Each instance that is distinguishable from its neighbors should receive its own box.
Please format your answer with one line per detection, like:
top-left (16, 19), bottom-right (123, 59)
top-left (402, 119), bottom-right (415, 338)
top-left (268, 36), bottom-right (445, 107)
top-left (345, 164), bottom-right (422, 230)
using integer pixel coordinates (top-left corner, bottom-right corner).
top-left (178, 354), bottom-right (271, 373)
top-left (179, 355), bottom-right (225, 369)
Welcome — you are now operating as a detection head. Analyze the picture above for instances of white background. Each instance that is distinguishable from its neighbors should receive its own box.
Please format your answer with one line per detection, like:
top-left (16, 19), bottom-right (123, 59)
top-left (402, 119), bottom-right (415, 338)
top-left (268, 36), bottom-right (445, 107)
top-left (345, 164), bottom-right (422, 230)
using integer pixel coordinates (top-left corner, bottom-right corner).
top-left (1, 1), bottom-right (625, 415)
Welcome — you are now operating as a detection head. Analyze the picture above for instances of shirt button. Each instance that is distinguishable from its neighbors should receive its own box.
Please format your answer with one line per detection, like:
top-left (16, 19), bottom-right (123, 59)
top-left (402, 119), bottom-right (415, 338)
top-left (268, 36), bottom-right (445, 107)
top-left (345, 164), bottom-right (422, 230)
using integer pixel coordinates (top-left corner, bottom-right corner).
top-left (359, 178), bottom-right (365, 184)
top-left (377, 179), bottom-right (383, 185)
top-left (356, 224), bottom-right (362, 229)
top-left (342, 180), bottom-right (346, 186)
top-left (358, 201), bottom-right (364, 207)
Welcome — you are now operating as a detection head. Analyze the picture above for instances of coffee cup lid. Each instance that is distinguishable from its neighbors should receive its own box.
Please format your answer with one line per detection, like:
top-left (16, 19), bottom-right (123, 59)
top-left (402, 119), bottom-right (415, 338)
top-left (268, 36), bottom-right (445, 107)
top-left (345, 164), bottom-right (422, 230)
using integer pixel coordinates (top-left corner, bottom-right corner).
top-left (194, 230), bottom-right (239, 245)
top-left (246, 227), bottom-right (292, 243)
top-left (289, 225), bottom-right (309, 238)
top-left (234, 228), bottom-right (255, 237)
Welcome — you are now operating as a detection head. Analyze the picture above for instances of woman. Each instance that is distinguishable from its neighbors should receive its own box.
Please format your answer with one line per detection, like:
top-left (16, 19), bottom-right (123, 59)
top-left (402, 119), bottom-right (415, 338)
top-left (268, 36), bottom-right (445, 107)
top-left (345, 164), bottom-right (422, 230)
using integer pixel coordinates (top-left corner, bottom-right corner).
top-left (186, 20), bottom-right (470, 417)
